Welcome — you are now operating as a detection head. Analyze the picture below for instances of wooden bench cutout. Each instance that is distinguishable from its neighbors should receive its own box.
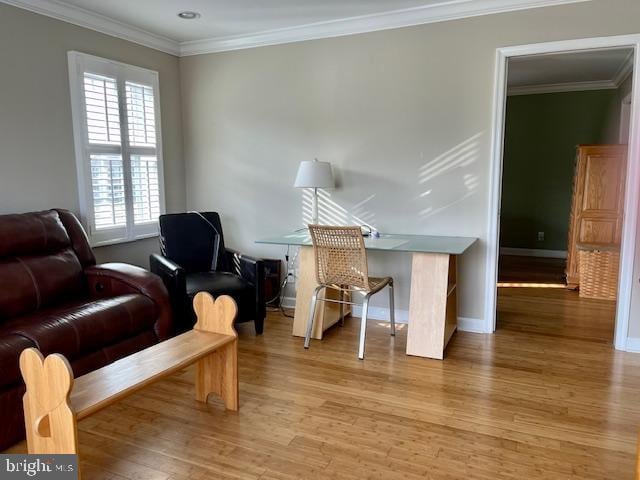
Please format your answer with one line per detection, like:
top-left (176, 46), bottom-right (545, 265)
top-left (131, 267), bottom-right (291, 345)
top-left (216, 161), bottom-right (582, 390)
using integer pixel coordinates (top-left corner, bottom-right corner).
top-left (20, 292), bottom-right (239, 459)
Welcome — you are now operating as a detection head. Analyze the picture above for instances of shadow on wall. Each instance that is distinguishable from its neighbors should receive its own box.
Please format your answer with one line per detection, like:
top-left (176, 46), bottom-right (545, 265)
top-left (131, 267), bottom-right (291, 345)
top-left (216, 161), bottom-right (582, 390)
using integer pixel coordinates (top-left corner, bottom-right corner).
top-left (298, 132), bottom-right (483, 230)
top-left (302, 189), bottom-right (377, 228)
top-left (299, 168), bottom-right (408, 229)
top-left (417, 132), bottom-right (483, 219)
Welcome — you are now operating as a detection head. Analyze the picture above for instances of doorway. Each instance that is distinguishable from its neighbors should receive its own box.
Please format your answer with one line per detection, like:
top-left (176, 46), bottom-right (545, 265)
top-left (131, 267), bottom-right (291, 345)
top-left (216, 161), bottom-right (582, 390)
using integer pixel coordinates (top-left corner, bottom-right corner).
top-left (485, 36), bottom-right (640, 349)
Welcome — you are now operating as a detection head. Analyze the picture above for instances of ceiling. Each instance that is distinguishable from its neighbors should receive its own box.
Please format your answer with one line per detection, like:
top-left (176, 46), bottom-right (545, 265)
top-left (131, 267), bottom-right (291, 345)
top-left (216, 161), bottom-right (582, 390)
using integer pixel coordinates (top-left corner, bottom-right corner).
top-left (59, 0), bottom-right (439, 42)
top-left (4, 0), bottom-right (592, 56)
top-left (508, 48), bottom-right (634, 95)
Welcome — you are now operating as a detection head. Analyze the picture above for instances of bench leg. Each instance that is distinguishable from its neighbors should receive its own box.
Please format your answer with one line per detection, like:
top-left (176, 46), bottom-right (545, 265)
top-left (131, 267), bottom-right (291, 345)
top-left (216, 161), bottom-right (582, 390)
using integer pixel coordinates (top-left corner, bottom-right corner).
top-left (193, 292), bottom-right (239, 411)
top-left (19, 348), bottom-right (79, 455)
top-left (195, 339), bottom-right (238, 410)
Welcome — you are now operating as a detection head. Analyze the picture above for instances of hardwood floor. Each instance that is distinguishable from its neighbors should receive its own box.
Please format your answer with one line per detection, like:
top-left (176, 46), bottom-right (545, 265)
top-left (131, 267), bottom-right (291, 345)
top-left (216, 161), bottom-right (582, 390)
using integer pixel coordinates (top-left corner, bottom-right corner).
top-left (497, 254), bottom-right (616, 342)
top-left (498, 287), bottom-right (615, 343)
top-left (6, 295), bottom-right (640, 479)
top-left (498, 254), bottom-right (567, 284)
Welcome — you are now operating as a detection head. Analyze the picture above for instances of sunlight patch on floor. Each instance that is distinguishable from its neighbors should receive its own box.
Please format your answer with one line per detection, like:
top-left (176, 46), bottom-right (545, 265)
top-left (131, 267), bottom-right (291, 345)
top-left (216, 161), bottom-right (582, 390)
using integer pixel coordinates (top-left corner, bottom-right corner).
top-left (375, 322), bottom-right (407, 330)
top-left (498, 282), bottom-right (566, 289)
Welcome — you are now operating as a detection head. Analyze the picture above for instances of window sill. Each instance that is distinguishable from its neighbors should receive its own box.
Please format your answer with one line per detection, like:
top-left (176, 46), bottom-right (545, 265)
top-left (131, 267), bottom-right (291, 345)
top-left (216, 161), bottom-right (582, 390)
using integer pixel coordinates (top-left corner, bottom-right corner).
top-left (91, 232), bottom-right (159, 249)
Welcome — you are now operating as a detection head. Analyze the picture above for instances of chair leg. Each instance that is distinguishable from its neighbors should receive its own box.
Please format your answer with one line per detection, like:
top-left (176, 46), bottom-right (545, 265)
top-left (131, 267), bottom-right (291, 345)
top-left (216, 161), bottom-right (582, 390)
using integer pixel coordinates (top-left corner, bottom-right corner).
top-left (339, 289), bottom-right (345, 326)
top-left (254, 317), bottom-right (264, 335)
top-left (304, 285), bottom-right (324, 349)
top-left (389, 281), bottom-right (396, 337)
top-left (358, 294), bottom-right (371, 360)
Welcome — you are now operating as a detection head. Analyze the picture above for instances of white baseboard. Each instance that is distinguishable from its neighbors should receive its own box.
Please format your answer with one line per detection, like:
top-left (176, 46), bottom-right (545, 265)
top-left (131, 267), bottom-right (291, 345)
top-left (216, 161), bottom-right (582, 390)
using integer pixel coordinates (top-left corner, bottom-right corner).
top-left (279, 297), bottom-right (485, 333)
top-left (500, 247), bottom-right (567, 259)
top-left (352, 304), bottom-right (409, 323)
top-left (625, 337), bottom-right (640, 353)
top-left (281, 296), bottom-right (296, 309)
top-left (458, 316), bottom-right (489, 333)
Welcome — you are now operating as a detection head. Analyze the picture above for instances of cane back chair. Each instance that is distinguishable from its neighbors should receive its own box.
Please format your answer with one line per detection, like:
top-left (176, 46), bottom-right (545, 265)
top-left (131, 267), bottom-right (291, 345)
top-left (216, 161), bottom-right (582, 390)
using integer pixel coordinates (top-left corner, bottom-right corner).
top-left (304, 225), bottom-right (395, 359)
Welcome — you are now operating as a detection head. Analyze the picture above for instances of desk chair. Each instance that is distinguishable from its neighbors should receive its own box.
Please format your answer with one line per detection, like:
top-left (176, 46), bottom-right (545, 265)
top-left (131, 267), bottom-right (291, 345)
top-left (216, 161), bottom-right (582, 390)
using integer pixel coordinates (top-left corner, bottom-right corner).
top-left (304, 225), bottom-right (395, 359)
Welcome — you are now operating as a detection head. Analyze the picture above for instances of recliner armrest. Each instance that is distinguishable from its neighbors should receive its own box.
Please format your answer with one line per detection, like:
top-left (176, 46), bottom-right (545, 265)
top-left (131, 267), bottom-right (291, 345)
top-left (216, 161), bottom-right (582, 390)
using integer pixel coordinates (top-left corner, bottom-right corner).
top-left (85, 263), bottom-right (172, 340)
top-left (226, 249), bottom-right (266, 320)
top-left (225, 249), bottom-right (263, 286)
top-left (150, 254), bottom-right (186, 290)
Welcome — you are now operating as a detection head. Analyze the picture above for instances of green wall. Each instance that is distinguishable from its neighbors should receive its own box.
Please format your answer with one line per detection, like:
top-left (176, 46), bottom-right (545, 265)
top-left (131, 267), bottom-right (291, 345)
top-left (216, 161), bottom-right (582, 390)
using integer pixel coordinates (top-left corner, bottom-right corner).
top-left (500, 89), bottom-right (621, 251)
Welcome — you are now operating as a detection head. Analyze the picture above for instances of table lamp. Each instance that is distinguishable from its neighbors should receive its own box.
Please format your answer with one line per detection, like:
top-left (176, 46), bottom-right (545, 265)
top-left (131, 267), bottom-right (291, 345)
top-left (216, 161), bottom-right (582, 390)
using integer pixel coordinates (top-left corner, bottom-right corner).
top-left (294, 159), bottom-right (334, 224)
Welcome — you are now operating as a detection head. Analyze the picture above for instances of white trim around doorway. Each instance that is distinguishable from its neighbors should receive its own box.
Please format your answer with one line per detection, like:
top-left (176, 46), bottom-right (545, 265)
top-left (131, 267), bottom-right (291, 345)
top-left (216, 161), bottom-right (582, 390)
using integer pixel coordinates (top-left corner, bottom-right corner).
top-left (485, 34), bottom-right (640, 351)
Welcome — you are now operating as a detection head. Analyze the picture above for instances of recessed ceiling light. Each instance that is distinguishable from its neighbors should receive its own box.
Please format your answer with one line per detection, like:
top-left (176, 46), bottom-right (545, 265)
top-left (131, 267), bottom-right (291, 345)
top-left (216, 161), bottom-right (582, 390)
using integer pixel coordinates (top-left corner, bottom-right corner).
top-left (178, 11), bottom-right (201, 20)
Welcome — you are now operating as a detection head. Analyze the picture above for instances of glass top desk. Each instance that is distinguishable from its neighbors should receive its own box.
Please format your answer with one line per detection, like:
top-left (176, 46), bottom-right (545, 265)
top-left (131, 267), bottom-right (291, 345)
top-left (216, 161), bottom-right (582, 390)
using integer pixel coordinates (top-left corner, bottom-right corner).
top-left (256, 231), bottom-right (477, 359)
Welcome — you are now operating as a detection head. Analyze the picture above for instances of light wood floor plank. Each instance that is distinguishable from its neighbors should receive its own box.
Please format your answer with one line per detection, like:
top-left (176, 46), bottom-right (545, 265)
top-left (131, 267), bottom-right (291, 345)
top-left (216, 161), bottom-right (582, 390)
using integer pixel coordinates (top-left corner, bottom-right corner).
top-left (5, 286), bottom-right (639, 479)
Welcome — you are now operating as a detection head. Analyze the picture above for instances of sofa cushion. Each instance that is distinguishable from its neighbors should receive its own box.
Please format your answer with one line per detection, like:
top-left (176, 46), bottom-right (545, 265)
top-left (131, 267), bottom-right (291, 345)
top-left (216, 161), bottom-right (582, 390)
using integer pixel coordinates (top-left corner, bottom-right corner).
top-left (0, 210), bottom-right (87, 321)
top-left (0, 249), bottom-right (85, 321)
top-left (0, 334), bottom-right (36, 388)
top-left (0, 294), bottom-right (158, 360)
top-left (56, 209), bottom-right (96, 268)
top-left (71, 330), bottom-right (158, 378)
top-left (0, 210), bottom-right (70, 258)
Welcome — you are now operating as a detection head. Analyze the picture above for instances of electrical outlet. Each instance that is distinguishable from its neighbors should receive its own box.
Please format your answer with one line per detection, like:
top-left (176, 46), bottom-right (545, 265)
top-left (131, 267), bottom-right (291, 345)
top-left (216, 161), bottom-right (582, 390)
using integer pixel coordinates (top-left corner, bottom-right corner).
top-left (537, 231), bottom-right (545, 241)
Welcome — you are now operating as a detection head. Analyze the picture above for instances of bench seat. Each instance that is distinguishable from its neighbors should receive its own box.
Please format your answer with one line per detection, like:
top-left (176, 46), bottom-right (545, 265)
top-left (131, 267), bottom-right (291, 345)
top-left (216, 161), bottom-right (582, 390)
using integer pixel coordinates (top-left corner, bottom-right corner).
top-left (72, 330), bottom-right (235, 420)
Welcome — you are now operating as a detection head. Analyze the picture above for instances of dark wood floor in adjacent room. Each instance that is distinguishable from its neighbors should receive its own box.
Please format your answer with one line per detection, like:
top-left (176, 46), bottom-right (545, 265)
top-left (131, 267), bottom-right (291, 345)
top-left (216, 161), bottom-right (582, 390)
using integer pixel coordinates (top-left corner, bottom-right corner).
top-left (498, 254), bottom-right (567, 285)
top-left (6, 286), bottom-right (637, 479)
top-left (497, 254), bottom-right (616, 343)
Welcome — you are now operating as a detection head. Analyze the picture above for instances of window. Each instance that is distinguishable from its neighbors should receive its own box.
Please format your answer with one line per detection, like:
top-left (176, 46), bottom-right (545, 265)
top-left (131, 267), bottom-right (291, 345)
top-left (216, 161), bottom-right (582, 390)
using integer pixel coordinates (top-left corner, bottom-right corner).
top-left (68, 51), bottom-right (165, 246)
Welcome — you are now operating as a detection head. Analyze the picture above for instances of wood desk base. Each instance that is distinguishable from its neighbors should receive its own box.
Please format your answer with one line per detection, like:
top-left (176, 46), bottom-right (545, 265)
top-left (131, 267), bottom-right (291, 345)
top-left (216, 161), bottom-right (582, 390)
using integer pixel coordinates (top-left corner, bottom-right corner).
top-left (292, 247), bottom-right (458, 359)
top-left (407, 253), bottom-right (457, 359)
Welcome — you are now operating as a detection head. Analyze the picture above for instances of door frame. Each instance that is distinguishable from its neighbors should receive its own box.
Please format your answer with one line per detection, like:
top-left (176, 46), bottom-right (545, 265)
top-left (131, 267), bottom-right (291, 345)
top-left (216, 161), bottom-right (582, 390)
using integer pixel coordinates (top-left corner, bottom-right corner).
top-left (484, 34), bottom-right (640, 350)
top-left (620, 91), bottom-right (632, 144)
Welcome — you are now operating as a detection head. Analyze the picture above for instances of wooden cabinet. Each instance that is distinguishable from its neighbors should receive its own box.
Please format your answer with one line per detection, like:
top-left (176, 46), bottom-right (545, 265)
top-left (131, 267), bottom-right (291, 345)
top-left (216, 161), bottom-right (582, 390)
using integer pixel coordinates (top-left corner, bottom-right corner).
top-left (566, 145), bottom-right (627, 288)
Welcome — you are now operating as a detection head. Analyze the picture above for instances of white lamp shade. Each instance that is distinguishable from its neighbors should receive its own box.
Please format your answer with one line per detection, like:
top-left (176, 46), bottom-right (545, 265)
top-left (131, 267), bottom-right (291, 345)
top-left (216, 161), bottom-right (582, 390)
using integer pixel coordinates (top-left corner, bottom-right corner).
top-left (294, 160), bottom-right (334, 188)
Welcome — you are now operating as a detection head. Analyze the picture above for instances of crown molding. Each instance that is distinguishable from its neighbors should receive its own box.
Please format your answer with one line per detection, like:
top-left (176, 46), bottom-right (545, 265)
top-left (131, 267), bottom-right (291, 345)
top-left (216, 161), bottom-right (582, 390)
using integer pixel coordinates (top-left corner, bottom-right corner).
top-left (1, 0), bottom-right (180, 55)
top-left (3, 0), bottom-right (593, 57)
top-left (508, 79), bottom-right (618, 96)
top-left (508, 50), bottom-right (634, 96)
top-left (179, 0), bottom-right (592, 56)
top-left (612, 49), bottom-right (635, 86)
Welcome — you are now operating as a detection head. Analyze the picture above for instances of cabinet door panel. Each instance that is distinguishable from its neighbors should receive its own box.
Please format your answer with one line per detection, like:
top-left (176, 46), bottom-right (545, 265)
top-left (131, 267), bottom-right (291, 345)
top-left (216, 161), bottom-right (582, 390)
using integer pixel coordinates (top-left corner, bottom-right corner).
top-left (578, 219), bottom-right (617, 244)
top-left (565, 145), bottom-right (627, 288)
top-left (582, 153), bottom-right (625, 214)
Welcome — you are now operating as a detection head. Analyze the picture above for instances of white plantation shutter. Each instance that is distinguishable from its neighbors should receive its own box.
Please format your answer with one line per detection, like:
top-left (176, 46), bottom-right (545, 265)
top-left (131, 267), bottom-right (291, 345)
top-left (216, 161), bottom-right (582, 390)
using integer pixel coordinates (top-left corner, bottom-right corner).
top-left (125, 81), bottom-right (161, 227)
top-left (83, 74), bottom-right (121, 145)
top-left (90, 154), bottom-right (126, 229)
top-left (68, 52), bottom-right (165, 245)
top-left (131, 154), bottom-right (161, 224)
top-left (126, 82), bottom-right (156, 147)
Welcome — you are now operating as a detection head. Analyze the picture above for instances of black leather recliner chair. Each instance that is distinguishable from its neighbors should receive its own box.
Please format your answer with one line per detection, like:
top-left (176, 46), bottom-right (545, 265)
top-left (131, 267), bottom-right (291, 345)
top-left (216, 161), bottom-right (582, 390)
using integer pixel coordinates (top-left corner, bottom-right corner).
top-left (150, 212), bottom-right (266, 334)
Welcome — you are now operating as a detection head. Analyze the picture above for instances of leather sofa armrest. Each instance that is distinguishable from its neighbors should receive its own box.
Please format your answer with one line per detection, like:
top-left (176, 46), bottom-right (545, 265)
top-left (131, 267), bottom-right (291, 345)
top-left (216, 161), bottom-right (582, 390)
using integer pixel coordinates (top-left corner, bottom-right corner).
top-left (84, 263), bottom-right (172, 340)
top-left (226, 249), bottom-right (266, 319)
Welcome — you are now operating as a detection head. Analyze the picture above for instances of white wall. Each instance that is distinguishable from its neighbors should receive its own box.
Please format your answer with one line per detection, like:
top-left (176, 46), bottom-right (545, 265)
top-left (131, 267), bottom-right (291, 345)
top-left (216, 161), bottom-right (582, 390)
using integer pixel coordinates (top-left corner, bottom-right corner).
top-left (0, 4), bottom-right (185, 267)
top-left (180, 0), bottom-right (640, 327)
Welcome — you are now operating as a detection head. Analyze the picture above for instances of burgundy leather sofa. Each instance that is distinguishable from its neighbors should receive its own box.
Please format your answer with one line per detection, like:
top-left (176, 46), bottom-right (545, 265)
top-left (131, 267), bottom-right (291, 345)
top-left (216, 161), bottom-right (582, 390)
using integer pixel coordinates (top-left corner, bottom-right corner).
top-left (0, 209), bottom-right (172, 450)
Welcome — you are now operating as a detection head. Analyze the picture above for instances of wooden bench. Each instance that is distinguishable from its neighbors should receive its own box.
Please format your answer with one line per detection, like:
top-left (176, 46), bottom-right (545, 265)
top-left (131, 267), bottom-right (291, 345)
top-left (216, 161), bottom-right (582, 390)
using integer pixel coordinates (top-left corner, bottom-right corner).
top-left (19, 292), bottom-right (239, 461)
